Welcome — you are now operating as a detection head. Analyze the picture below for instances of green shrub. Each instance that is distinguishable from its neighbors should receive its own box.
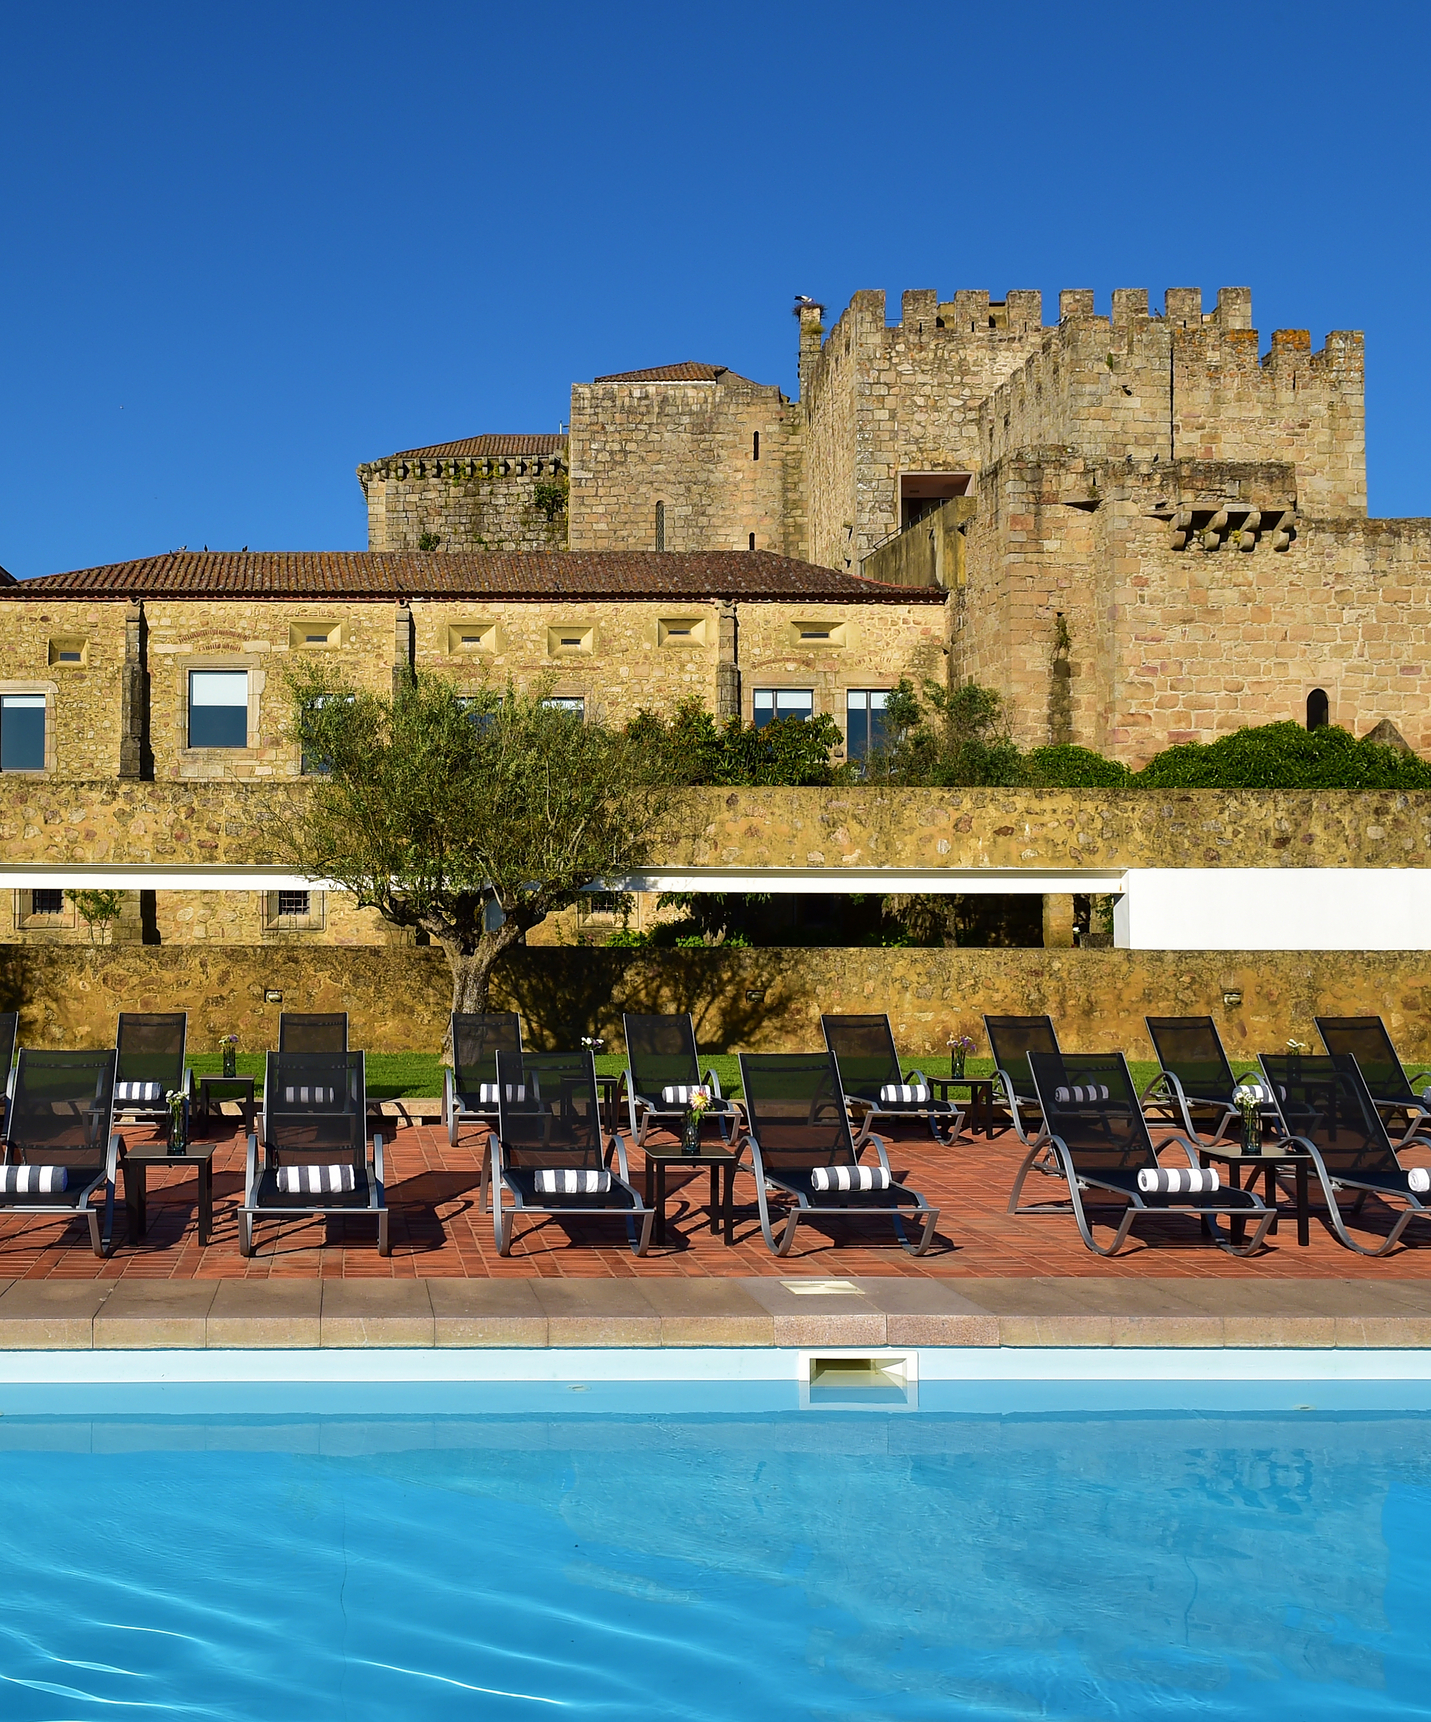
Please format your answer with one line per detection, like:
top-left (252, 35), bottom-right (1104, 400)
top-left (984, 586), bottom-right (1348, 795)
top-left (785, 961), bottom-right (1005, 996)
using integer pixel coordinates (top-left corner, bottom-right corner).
top-left (1134, 722), bottom-right (1431, 790)
top-left (1022, 744), bottom-right (1131, 788)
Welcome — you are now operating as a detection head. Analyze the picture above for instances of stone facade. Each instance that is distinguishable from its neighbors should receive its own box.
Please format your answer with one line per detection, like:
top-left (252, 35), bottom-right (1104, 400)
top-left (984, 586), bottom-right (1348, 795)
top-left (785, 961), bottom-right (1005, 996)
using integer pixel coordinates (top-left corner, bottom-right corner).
top-left (567, 367), bottom-right (805, 558)
top-left (358, 435), bottom-right (567, 552)
top-left (6, 941), bottom-right (1431, 1061)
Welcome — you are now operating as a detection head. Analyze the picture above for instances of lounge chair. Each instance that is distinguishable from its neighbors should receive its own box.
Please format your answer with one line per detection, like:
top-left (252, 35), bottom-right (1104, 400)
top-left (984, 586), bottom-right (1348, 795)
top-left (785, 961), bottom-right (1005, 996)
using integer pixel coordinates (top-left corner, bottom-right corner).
top-left (820, 1013), bottom-right (963, 1145)
top-left (113, 1011), bottom-right (187, 1143)
top-left (621, 1011), bottom-right (738, 1147)
top-left (984, 1014), bottom-right (1060, 1144)
top-left (1260, 1052), bottom-right (1431, 1256)
top-left (443, 1011), bottom-right (523, 1147)
top-left (1143, 1014), bottom-right (1276, 1145)
top-left (736, 1050), bottom-right (938, 1256)
top-left (0, 1048), bottom-right (121, 1257)
top-left (488, 1048), bottom-right (652, 1256)
top-left (1009, 1050), bottom-right (1275, 1257)
top-left (278, 1012), bottom-right (348, 1053)
top-left (239, 1050), bottom-right (386, 1256)
top-left (1314, 1016), bottom-right (1431, 1141)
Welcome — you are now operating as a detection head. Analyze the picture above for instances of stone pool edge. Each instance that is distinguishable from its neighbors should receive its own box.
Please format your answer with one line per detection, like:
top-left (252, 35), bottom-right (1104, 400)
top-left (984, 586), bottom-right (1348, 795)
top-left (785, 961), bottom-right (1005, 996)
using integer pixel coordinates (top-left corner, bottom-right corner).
top-left (2, 1276), bottom-right (1431, 1351)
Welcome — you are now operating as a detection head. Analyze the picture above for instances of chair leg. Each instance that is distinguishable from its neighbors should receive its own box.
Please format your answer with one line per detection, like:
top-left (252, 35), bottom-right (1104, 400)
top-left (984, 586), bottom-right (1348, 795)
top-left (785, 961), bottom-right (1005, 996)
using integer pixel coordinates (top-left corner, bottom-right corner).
top-left (448, 1110), bottom-right (458, 1148)
top-left (377, 1210), bottom-right (390, 1257)
top-left (238, 1212), bottom-right (254, 1258)
top-left (631, 1206), bottom-right (654, 1256)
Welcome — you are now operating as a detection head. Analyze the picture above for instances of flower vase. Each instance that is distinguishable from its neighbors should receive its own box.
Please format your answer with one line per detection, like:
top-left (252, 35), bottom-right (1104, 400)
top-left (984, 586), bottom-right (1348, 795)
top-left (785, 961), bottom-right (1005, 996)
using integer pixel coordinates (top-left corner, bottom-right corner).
top-left (222, 1046), bottom-right (237, 1079)
top-left (1238, 1103), bottom-right (1260, 1157)
top-left (950, 1051), bottom-right (966, 1080)
top-left (681, 1112), bottom-right (702, 1156)
top-left (168, 1094), bottom-right (188, 1158)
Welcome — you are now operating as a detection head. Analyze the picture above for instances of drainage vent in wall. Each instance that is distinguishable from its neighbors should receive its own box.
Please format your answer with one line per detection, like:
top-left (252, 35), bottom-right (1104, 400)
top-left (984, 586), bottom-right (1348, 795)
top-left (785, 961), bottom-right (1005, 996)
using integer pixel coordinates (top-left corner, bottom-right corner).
top-left (800, 1351), bottom-right (918, 1412)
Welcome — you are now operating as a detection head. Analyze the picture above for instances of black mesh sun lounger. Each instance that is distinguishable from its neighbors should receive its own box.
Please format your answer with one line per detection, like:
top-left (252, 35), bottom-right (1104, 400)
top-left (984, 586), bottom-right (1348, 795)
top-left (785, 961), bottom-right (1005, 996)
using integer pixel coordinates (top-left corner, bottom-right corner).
top-left (443, 1011), bottom-right (524, 1146)
top-left (0, 1048), bottom-right (121, 1257)
top-left (984, 1015), bottom-right (1060, 1144)
top-left (489, 1048), bottom-right (652, 1257)
top-left (1261, 1052), bottom-right (1431, 1256)
top-left (622, 1012), bottom-right (738, 1148)
top-left (114, 1011), bottom-right (188, 1142)
top-left (1143, 1015), bottom-right (1276, 1146)
top-left (240, 1050), bottom-right (386, 1256)
top-left (278, 1012), bottom-right (349, 1054)
top-left (820, 1013), bottom-right (962, 1145)
top-left (1314, 1016), bottom-right (1431, 1142)
top-left (1008, 1050), bottom-right (1275, 1258)
top-left (737, 1050), bottom-right (938, 1257)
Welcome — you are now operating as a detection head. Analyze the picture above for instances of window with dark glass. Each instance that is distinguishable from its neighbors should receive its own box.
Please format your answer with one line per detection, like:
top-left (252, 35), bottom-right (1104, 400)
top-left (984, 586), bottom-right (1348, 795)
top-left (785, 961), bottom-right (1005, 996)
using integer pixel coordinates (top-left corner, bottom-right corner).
top-left (845, 689), bottom-right (889, 759)
top-left (1306, 688), bottom-right (1329, 731)
top-left (655, 501), bottom-right (665, 551)
top-left (277, 890), bottom-right (311, 919)
top-left (752, 689), bottom-right (814, 728)
top-left (1, 694), bottom-right (46, 771)
top-left (188, 670), bottom-right (248, 748)
top-left (29, 888), bottom-right (63, 917)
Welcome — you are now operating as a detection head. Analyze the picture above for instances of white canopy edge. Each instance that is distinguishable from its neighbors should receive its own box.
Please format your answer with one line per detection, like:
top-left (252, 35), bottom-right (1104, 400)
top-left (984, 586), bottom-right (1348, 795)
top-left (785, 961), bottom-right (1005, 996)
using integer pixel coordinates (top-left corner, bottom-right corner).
top-left (0, 865), bottom-right (344, 892)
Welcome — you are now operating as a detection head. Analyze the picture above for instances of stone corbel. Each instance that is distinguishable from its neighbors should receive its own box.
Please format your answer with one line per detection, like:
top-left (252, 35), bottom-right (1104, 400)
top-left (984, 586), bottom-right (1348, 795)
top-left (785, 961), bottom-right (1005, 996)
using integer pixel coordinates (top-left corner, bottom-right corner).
top-left (1200, 509), bottom-right (1229, 551)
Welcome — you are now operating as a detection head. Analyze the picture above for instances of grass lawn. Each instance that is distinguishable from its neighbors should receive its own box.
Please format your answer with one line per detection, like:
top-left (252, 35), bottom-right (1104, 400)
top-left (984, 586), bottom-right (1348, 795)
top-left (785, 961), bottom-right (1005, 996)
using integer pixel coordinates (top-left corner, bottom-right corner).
top-left (183, 1051), bottom-right (1305, 1102)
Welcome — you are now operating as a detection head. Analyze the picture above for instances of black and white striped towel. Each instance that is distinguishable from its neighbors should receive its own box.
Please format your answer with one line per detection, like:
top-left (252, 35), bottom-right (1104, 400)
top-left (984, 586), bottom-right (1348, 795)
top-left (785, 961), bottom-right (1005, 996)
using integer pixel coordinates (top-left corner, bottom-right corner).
top-left (1409, 1168), bottom-right (1430, 1195)
top-left (662, 1085), bottom-right (710, 1105)
top-left (477, 1084), bottom-right (526, 1104)
top-left (115, 1081), bottom-right (163, 1103)
top-left (879, 1083), bottom-right (929, 1104)
top-left (1054, 1084), bottom-right (1110, 1103)
top-left (282, 1086), bottom-right (337, 1105)
top-left (277, 1164), bottom-right (356, 1195)
top-left (1137, 1166), bottom-right (1221, 1195)
top-left (534, 1169), bottom-right (612, 1195)
top-left (0, 1164), bottom-right (68, 1195)
top-left (810, 1165), bottom-right (892, 1192)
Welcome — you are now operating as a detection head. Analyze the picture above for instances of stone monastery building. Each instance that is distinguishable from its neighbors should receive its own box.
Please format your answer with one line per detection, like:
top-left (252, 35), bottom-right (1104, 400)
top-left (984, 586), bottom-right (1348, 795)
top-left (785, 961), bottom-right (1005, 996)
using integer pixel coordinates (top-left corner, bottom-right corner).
top-left (0, 283), bottom-right (1421, 946)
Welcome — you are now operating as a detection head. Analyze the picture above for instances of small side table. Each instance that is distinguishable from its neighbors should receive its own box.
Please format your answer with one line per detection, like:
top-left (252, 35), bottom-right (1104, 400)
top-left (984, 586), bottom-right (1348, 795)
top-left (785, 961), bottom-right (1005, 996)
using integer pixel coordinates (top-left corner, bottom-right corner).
top-left (1197, 1144), bottom-right (1312, 1246)
top-left (195, 1076), bottom-right (256, 1139)
top-left (121, 1141), bottom-right (219, 1246)
top-left (928, 1076), bottom-right (997, 1140)
top-left (641, 1142), bottom-right (744, 1246)
top-left (594, 1073), bottom-right (624, 1137)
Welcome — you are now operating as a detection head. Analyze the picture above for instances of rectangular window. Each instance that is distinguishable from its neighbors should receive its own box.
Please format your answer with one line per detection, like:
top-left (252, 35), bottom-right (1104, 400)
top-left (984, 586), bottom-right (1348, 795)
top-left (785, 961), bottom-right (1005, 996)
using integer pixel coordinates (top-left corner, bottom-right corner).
top-left (753, 689), bottom-right (814, 729)
top-left (846, 689), bottom-right (889, 760)
top-left (277, 890), bottom-right (311, 919)
top-left (188, 670), bottom-right (249, 749)
top-left (0, 695), bottom-right (46, 771)
top-left (542, 697), bottom-right (585, 716)
top-left (30, 888), bottom-right (64, 917)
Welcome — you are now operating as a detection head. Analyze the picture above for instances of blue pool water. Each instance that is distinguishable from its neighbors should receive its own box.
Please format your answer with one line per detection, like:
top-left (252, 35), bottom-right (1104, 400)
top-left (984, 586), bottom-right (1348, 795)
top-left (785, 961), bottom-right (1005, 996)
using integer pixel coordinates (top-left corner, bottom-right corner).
top-left (2, 1393), bottom-right (1430, 1719)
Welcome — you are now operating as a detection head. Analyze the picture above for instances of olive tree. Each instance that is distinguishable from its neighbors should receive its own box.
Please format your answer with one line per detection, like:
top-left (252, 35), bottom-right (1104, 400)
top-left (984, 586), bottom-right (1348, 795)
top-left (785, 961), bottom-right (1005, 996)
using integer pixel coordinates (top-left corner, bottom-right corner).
top-left (274, 666), bottom-right (669, 1032)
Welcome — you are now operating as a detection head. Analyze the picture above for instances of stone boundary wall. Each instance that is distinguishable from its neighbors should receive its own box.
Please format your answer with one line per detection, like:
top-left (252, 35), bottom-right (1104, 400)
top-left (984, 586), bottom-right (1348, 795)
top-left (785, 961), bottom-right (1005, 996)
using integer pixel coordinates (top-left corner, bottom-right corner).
top-left (4, 782), bottom-right (1431, 871)
top-left (6, 944), bottom-right (1429, 1061)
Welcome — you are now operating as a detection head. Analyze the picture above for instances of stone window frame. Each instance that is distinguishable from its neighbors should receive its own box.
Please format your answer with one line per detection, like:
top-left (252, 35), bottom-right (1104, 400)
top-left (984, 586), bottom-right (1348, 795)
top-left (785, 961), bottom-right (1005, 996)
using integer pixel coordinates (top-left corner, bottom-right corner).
top-left (177, 656), bottom-right (263, 761)
top-left (14, 887), bottom-right (75, 930)
top-left (750, 686), bottom-right (816, 729)
top-left (547, 624), bottom-right (595, 659)
top-left (844, 687), bottom-right (891, 761)
top-left (262, 889), bottom-right (326, 932)
top-left (0, 680), bottom-right (58, 774)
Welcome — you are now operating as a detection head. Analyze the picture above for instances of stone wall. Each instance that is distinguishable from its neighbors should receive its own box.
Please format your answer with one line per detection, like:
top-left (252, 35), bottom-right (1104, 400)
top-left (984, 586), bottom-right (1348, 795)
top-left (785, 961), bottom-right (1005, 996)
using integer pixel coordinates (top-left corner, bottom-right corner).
top-left (4, 782), bottom-right (1429, 873)
top-left (568, 376), bottom-right (804, 557)
top-left (803, 288), bottom-right (1046, 571)
top-left (7, 943), bottom-right (1431, 1062)
top-left (358, 444), bottom-right (567, 552)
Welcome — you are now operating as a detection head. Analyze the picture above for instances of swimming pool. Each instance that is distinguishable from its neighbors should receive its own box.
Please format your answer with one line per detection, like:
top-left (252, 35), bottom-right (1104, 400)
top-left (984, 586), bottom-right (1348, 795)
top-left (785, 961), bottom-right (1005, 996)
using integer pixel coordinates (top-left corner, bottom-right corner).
top-left (2, 1374), bottom-right (1429, 1720)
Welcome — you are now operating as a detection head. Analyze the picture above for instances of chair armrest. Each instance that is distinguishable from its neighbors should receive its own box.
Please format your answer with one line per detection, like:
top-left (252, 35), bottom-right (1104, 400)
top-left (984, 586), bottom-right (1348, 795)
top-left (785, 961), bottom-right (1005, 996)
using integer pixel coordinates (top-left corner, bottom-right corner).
top-left (704, 1066), bottom-right (723, 1099)
top-left (244, 1132), bottom-right (258, 1204)
top-left (611, 1129), bottom-right (634, 1182)
top-left (1152, 1130), bottom-right (1203, 1169)
top-left (371, 1132), bottom-right (384, 1192)
top-left (905, 1068), bottom-right (928, 1086)
top-left (1140, 1069), bottom-right (1173, 1107)
top-left (865, 1132), bottom-right (892, 1174)
top-left (105, 1132), bottom-right (122, 1183)
top-left (443, 1067), bottom-right (453, 1115)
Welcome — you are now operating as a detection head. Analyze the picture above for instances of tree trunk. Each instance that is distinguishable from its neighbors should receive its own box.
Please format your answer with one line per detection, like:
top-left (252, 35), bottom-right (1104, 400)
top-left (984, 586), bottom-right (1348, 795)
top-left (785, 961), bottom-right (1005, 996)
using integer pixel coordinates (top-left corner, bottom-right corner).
top-left (437, 924), bottom-right (525, 1060)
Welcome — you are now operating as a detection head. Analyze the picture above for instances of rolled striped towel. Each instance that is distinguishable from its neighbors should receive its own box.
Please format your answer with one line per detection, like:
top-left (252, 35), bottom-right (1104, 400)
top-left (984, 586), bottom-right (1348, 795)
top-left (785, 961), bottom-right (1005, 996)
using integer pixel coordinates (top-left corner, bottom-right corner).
top-left (810, 1165), bottom-right (892, 1192)
top-left (115, 1081), bottom-right (164, 1103)
top-left (0, 1164), bottom-right (67, 1195)
top-left (1054, 1084), bottom-right (1111, 1103)
top-left (879, 1083), bottom-right (929, 1104)
top-left (534, 1169), bottom-right (612, 1195)
top-left (662, 1085), bottom-right (710, 1105)
top-left (1137, 1166), bottom-right (1221, 1195)
top-left (1409, 1168), bottom-right (1430, 1195)
top-left (277, 1163), bottom-right (356, 1195)
top-left (477, 1083), bottom-right (526, 1104)
top-left (282, 1085), bottom-right (337, 1105)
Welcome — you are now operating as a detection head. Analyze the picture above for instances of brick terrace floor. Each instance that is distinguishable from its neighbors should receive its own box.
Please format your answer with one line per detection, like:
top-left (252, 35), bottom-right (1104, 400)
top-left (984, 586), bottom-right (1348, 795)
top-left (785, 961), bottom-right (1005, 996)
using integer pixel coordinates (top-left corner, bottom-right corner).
top-left (5, 1113), bottom-right (1431, 1281)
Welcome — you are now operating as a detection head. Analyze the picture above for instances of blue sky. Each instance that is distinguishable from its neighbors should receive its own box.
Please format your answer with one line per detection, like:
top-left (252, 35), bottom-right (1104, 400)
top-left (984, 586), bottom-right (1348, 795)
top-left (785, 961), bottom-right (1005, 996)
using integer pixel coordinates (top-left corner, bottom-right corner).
top-left (0, 0), bottom-right (1423, 578)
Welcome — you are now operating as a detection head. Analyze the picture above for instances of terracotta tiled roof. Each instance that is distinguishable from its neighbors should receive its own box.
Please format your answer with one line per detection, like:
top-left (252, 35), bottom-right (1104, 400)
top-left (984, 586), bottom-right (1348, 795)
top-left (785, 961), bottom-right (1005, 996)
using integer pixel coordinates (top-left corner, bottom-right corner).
top-left (367, 433), bottom-right (566, 463)
top-left (591, 362), bottom-right (752, 384)
top-left (12, 550), bottom-right (946, 605)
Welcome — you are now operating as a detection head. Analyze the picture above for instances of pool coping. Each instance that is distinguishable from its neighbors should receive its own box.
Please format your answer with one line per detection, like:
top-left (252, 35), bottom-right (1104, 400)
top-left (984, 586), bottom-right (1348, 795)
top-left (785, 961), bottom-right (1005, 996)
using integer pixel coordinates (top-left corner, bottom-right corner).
top-left (3, 1276), bottom-right (1431, 1350)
